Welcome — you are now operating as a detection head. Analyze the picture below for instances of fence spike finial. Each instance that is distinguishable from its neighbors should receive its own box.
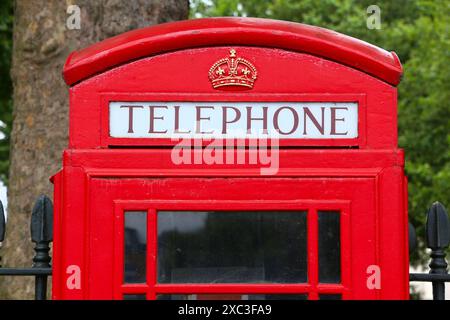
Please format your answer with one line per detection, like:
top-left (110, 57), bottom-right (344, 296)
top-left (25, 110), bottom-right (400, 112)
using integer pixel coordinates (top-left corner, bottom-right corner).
top-left (30, 195), bottom-right (53, 300)
top-left (0, 200), bottom-right (5, 243)
top-left (426, 201), bottom-right (450, 250)
top-left (30, 195), bottom-right (53, 243)
top-left (408, 222), bottom-right (417, 253)
top-left (425, 201), bottom-right (449, 300)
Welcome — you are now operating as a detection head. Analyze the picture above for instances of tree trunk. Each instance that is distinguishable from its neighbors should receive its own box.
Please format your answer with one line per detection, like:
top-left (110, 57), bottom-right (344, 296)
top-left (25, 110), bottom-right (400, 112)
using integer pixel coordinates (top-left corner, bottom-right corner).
top-left (3, 0), bottom-right (188, 299)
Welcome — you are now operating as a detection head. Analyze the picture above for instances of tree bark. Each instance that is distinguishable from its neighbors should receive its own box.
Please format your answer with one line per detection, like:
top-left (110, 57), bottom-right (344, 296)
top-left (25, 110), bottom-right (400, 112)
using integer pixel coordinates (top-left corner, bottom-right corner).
top-left (3, 0), bottom-right (188, 299)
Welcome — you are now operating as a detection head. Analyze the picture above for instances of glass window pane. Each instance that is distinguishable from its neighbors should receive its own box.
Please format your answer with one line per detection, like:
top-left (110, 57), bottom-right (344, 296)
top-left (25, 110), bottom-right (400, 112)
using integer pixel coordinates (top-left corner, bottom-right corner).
top-left (319, 294), bottom-right (342, 300)
top-left (157, 211), bottom-right (307, 284)
top-left (124, 211), bottom-right (147, 283)
top-left (157, 294), bottom-right (308, 300)
top-left (318, 211), bottom-right (341, 283)
top-left (123, 294), bottom-right (146, 300)
top-left (156, 294), bottom-right (189, 300)
top-left (252, 294), bottom-right (308, 300)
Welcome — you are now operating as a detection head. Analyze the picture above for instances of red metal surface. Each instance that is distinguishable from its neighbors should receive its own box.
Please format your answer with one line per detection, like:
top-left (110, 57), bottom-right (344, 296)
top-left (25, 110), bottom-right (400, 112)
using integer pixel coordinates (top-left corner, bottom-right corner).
top-left (69, 46), bottom-right (396, 149)
top-left (53, 18), bottom-right (409, 300)
top-left (53, 149), bottom-right (409, 300)
top-left (63, 17), bottom-right (402, 86)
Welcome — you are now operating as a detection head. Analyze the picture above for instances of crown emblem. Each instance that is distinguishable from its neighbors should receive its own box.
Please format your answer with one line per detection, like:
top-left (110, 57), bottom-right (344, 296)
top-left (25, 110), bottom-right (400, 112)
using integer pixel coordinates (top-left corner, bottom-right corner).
top-left (209, 49), bottom-right (257, 90)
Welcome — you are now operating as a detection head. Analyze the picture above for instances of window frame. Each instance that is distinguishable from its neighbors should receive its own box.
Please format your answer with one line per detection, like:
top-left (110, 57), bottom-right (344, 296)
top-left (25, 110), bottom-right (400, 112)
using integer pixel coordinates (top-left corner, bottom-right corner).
top-left (113, 200), bottom-right (351, 300)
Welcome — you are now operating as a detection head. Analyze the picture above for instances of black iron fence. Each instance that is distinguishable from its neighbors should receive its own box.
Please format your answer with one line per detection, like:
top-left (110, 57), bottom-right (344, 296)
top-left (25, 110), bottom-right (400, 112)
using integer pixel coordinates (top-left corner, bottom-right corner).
top-left (409, 202), bottom-right (450, 300)
top-left (0, 196), bottom-right (52, 300)
top-left (0, 196), bottom-right (448, 300)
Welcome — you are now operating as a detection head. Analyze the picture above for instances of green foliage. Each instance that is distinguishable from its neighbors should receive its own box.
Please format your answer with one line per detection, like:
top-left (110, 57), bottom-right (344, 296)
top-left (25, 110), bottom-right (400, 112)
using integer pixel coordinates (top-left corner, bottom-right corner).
top-left (190, 0), bottom-right (450, 265)
top-left (0, 0), bottom-right (13, 185)
top-left (398, 1), bottom-right (450, 264)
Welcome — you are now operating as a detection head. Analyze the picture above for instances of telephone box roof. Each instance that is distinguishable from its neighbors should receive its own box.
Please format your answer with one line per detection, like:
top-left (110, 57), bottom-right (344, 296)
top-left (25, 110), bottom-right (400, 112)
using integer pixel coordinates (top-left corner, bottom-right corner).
top-left (63, 17), bottom-right (403, 86)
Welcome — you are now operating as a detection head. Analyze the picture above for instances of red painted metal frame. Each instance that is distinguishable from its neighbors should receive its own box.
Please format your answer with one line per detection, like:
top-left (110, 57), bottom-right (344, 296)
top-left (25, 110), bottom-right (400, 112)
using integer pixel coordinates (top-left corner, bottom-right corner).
top-left (113, 200), bottom-right (351, 300)
top-left (52, 149), bottom-right (409, 300)
top-left (63, 18), bottom-right (402, 86)
top-left (50, 170), bottom-right (63, 299)
top-left (100, 93), bottom-right (367, 147)
top-left (54, 18), bottom-right (409, 300)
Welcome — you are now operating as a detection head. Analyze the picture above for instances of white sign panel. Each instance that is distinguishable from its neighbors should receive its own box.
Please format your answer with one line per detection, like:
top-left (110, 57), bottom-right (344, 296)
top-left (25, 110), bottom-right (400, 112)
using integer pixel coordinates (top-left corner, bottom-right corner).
top-left (109, 102), bottom-right (358, 139)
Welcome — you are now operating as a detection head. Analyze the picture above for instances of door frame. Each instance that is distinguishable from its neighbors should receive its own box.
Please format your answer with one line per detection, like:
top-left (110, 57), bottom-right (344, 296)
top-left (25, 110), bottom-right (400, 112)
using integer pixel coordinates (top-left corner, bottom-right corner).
top-left (112, 199), bottom-right (351, 300)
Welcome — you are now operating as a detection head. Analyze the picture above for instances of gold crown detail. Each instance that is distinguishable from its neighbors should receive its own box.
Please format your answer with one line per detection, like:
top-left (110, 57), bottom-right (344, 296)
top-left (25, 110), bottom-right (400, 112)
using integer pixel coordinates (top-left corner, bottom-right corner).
top-left (209, 49), bottom-right (257, 90)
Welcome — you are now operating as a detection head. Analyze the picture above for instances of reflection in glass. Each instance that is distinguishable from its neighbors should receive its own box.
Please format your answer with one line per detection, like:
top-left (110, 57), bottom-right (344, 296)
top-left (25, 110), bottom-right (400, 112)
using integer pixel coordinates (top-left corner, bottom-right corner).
top-left (318, 211), bottom-right (341, 283)
top-left (157, 294), bottom-right (308, 300)
top-left (319, 294), bottom-right (342, 300)
top-left (124, 211), bottom-right (147, 283)
top-left (157, 211), bottom-right (307, 284)
top-left (123, 294), bottom-right (146, 300)
top-left (252, 294), bottom-right (308, 300)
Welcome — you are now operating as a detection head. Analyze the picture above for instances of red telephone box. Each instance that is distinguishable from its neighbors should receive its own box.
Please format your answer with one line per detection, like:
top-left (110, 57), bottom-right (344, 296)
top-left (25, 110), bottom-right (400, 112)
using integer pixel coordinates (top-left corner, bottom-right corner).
top-left (52, 18), bottom-right (409, 300)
